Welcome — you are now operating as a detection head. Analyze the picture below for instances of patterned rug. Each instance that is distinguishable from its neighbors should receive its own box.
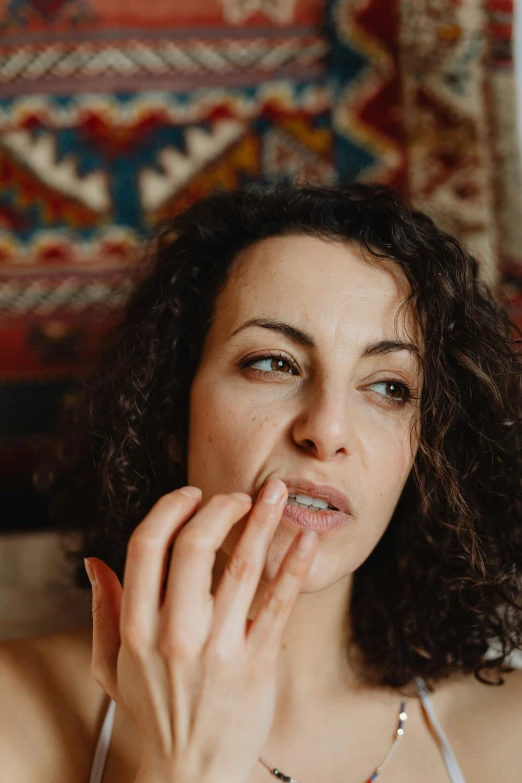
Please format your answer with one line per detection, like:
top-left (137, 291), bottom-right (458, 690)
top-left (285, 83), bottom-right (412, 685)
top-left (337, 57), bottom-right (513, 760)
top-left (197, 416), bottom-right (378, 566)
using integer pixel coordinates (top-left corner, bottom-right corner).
top-left (0, 0), bottom-right (518, 528)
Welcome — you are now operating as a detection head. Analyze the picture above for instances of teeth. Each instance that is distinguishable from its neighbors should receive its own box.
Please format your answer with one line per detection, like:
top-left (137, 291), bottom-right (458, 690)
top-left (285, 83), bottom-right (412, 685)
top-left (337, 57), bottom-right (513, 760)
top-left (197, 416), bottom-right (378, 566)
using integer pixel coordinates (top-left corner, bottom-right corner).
top-left (288, 493), bottom-right (335, 511)
top-left (287, 498), bottom-right (325, 511)
top-left (294, 493), bottom-right (329, 509)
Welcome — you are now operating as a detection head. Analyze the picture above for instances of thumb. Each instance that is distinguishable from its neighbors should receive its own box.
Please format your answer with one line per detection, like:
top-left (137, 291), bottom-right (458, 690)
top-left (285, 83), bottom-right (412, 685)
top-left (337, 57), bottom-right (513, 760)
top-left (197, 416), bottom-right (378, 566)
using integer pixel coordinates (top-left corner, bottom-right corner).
top-left (85, 557), bottom-right (123, 704)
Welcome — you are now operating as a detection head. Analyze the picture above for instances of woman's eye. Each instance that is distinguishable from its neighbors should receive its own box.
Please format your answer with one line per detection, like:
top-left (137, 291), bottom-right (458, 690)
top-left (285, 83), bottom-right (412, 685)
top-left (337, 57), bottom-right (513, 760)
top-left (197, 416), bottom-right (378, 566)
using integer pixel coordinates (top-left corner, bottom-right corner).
top-left (248, 355), bottom-right (296, 374)
top-left (369, 380), bottom-right (411, 405)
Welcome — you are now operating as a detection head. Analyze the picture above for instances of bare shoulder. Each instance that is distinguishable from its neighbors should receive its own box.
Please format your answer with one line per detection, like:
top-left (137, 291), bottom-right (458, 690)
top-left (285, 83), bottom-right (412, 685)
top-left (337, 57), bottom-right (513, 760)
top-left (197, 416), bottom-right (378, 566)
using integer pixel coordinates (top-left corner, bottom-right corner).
top-left (0, 625), bottom-right (108, 781)
top-left (438, 665), bottom-right (522, 779)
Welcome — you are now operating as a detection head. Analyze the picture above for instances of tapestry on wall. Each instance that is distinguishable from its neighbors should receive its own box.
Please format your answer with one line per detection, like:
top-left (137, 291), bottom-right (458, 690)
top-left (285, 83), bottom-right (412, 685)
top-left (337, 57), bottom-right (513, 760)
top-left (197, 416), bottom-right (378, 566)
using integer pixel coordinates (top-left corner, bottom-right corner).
top-left (0, 0), bottom-right (516, 529)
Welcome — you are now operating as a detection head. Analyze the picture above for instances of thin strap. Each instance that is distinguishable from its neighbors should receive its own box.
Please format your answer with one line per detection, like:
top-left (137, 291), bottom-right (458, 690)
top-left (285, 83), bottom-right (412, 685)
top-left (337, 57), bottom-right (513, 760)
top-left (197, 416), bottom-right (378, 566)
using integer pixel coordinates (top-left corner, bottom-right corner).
top-left (89, 697), bottom-right (116, 783)
top-left (413, 677), bottom-right (466, 783)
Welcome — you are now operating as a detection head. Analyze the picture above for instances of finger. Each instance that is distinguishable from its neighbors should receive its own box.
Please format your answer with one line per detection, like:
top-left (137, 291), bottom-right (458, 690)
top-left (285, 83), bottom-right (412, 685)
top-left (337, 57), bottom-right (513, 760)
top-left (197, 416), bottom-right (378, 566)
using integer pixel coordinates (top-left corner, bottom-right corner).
top-left (120, 487), bottom-right (203, 646)
top-left (246, 530), bottom-right (318, 654)
top-left (160, 492), bottom-right (253, 654)
top-left (210, 478), bottom-right (288, 645)
top-left (88, 557), bottom-right (124, 702)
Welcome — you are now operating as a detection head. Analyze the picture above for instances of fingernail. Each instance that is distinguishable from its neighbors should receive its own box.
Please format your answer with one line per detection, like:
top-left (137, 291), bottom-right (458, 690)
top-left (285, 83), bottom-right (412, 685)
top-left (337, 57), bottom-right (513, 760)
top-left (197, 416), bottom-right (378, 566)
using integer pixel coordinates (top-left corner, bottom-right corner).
top-left (179, 485), bottom-right (202, 498)
top-left (84, 558), bottom-right (96, 586)
top-left (262, 478), bottom-right (286, 504)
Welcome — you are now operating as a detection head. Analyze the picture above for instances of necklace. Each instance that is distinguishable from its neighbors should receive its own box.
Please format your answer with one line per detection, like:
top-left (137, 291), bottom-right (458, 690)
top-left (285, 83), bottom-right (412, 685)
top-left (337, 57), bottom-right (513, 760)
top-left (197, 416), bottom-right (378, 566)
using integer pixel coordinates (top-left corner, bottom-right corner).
top-left (258, 700), bottom-right (407, 783)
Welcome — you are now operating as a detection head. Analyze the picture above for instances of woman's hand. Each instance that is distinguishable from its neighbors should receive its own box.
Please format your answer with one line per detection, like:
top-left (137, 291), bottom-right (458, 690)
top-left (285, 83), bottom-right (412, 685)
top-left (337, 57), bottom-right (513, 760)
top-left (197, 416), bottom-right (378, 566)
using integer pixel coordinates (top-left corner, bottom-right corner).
top-left (85, 478), bottom-right (319, 783)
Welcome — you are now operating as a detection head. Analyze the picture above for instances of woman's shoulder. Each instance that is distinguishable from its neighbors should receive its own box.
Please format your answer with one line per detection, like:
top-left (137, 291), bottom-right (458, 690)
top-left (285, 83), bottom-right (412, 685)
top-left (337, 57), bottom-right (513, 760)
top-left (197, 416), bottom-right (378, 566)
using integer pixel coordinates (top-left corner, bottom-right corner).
top-left (433, 665), bottom-right (522, 778)
top-left (0, 624), bottom-right (108, 781)
top-left (1, 629), bottom-right (521, 781)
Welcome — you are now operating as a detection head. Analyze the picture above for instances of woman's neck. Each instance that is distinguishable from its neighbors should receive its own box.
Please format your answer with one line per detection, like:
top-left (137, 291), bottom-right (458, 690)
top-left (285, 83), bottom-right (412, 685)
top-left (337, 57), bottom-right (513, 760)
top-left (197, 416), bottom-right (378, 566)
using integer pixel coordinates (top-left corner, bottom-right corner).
top-left (211, 548), bottom-right (360, 713)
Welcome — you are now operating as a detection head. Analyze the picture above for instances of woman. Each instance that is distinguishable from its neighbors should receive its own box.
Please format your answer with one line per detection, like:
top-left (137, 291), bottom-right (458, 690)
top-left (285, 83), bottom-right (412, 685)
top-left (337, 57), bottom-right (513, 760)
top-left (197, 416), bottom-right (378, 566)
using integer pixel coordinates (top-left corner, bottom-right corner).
top-left (1, 182), bottom-right (522, 782)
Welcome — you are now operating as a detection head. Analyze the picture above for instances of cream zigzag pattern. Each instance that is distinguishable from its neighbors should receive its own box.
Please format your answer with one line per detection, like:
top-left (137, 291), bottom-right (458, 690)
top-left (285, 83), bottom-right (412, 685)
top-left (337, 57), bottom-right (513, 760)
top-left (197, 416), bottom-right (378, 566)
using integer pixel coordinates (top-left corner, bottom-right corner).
top-left (400, 0), bottom-right (498, 287)
top-left (0, 82), bottom-right (331, 132)
top-left (332, 0), bottom-right (403, 183)
top-left (1, 130), bottom-right (109, 213)
top-left (0, 276), bottom-right (133, 316)
top-left (0, 227), bottom-right (140, 268)
top-left (0, 38), bottom-right (327, 83)
top-left (218, 0), bottom-right (298, 25)
top-left (140, 120), bottom-right (247, 212)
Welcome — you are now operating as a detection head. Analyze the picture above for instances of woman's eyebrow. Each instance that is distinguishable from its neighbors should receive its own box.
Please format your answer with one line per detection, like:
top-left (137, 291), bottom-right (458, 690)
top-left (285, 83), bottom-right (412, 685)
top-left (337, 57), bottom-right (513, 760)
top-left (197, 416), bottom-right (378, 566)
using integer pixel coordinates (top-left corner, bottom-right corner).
top-left (228, 317), bottom-right (421, 363)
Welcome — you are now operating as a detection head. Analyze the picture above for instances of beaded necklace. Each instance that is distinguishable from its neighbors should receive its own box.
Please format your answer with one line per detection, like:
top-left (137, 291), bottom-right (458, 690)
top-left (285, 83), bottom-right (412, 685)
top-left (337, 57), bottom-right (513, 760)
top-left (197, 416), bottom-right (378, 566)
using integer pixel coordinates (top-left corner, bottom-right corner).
top-left (258, 700), bottom-right (407, 783)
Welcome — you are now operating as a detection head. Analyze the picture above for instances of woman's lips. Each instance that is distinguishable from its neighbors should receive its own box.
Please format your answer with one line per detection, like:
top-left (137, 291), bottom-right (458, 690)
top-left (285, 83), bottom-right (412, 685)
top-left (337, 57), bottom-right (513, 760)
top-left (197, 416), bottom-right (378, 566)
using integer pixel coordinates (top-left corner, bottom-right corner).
top-left (281, 502), bottom-right (352, 532)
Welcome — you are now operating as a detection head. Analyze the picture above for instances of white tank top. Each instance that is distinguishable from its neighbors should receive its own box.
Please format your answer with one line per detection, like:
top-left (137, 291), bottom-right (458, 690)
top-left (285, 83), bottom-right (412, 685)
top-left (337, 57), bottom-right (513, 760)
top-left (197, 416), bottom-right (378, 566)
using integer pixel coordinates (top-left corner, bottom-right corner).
top-left (88, 675), bottom-right (466, 783)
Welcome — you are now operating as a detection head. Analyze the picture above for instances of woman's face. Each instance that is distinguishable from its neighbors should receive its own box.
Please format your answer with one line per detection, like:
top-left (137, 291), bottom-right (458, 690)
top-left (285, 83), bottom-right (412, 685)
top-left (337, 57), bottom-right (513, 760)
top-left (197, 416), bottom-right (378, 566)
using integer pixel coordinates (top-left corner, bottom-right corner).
top-left (186, 234), bottom-right (422, 591)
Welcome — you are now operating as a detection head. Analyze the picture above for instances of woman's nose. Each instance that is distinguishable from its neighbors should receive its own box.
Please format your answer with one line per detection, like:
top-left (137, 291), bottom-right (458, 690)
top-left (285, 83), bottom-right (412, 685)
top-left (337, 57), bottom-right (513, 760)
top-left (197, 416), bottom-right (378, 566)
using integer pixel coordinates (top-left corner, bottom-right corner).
top-left (291, 389), bottom-right (354, 461)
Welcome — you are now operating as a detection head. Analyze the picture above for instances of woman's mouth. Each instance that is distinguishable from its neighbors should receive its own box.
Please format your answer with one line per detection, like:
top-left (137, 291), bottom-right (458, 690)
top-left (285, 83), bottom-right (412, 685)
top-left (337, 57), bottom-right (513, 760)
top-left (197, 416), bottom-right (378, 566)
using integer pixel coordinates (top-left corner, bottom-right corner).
top-left (282, 493), bottom-right (352, 533)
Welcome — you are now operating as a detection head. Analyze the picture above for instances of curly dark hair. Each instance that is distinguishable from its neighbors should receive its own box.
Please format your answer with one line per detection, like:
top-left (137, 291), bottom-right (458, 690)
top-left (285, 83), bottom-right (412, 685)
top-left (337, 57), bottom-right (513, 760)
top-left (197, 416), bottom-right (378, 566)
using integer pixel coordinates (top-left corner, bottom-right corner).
top-left (40, 181), bottom-right (522, 691)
